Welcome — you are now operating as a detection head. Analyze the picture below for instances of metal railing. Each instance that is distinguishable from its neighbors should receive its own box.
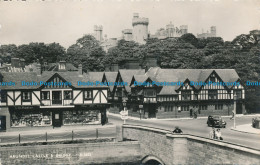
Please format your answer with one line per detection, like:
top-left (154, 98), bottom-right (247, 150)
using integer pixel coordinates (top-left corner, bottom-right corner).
top-left (0, 126), bottom-right (116, 145)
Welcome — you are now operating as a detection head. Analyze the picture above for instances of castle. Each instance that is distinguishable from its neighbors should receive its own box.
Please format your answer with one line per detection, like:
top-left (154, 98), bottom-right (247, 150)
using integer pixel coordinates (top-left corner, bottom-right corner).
top-left (197, 26), bottom-right (216, 38)
top-left (93, 13), bottom-right (216, 52)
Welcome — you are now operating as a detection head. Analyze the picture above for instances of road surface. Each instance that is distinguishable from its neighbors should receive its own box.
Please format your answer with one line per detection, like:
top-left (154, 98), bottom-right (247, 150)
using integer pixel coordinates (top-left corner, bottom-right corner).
top-left (109, 115), bottom-right (260, 150)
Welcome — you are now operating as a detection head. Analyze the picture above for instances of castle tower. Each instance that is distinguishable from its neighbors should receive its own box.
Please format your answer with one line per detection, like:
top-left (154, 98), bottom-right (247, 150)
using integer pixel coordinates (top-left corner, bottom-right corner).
top-left (210, 26), bottom-right (216, 37)
top-left (180, 25), bottom-right (188, 35)
top-left (132, 13), bottom-right (149, 44)
top-left (166, 22), bottom-right (175, 38)
top-left (94, 25), bottom-right (103, 41)
top-left (122, 29), bottom-right (133, 41)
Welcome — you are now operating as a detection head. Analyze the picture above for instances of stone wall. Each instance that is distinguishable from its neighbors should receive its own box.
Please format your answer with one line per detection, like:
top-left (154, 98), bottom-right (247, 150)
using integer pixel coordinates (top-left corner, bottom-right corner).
top-left (122, 124), bottom-right (260, 165)
top-left (0, 141), bottom-right (141, 165)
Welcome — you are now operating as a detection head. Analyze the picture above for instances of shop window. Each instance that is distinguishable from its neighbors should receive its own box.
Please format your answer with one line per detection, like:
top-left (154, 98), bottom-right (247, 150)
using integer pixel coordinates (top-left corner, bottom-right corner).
top-left (215, 104), bottom-right (223, 110)
top-left (84, 90), bottom-right (92, 100)
top-left (41, 91), bottom-right (50, 100)
top-left (208, 90), bottom-right (217, 100)
top-left (64, 91), bottom-right (73, 100)
top-left (0, 90), bottom-right (7, 102)
top-left (22, 92), bottom-right (31, 102)
top-left (199, 105), bottom-right (207, 110)
top-left (181, 105), bottom-right (189, 111)
top-left (63, 110), bottom-right (99, 125)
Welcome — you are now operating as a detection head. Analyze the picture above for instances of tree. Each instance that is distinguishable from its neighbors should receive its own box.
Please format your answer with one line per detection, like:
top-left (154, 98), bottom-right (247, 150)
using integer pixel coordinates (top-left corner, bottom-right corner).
top-left (66, 35), bottom-right (105, 72)
top-left (178, 33), bottom-right (198, 48)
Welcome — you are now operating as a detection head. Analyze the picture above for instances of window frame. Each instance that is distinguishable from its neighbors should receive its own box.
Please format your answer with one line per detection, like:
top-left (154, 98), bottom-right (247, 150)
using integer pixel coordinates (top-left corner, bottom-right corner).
top-left (64, 90), bottom-right (73, 100)
top-left (84, 90), bottom-right (93, 100)
top-left (0, 90), bottom-right (7, 102)
top-left (41, 91), bottom-right (50, 100)
top-left (22, 91), bottom-right (31, 102)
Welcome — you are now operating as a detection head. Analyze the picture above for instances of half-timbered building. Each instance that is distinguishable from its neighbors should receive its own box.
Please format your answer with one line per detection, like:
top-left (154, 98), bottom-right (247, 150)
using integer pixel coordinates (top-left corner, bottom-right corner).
top-left (0, 64), bottom-right (109, 131)
top-left (129, 67), bottom-right (245, 119)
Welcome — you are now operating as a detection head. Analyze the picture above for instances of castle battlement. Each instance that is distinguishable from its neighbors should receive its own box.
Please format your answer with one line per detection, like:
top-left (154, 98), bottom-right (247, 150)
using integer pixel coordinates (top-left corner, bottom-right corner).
top-left (94, 25), bottom-right (103, 31)
top-left (180, 25), bottom-right (188, 30)
top-left (123, 29), bottom-right (133, 34)
top-left (132, 18), bottom-right (149, 26)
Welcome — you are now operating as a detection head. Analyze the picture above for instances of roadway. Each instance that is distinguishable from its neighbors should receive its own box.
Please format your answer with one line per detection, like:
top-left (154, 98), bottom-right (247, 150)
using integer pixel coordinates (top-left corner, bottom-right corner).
top-left (108, 115), bottom-right (260, 150)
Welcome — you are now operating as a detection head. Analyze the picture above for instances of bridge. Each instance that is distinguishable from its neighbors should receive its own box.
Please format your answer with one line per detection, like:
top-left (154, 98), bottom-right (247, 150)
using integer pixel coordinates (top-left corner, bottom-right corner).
top-left (121, 124), bottom-right (260, 165)
top-left (0, 124), bottom-right (260, 164)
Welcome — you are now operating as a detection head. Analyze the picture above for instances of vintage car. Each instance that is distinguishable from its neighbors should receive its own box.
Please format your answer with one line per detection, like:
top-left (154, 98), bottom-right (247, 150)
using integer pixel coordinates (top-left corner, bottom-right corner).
top-left (207, 115), bottom-right (226, 128)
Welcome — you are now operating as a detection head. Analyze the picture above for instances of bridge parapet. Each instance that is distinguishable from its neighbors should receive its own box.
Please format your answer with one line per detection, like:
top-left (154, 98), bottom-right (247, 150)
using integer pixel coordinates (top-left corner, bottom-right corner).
top-left (122, 124), bottom-right (260, 165)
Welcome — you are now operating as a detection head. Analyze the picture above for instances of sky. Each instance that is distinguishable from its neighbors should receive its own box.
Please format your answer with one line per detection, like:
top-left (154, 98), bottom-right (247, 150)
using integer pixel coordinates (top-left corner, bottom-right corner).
top-left (0, 0), bottom-right (260, 48)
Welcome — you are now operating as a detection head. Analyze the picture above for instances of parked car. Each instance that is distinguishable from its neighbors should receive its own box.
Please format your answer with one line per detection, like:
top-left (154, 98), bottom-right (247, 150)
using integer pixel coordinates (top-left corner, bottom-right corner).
top-left (207, 115), bottom-right (226, 128)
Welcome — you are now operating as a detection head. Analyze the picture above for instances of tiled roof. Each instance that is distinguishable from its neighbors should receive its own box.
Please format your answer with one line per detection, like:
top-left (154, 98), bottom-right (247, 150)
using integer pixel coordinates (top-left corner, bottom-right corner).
top-left (104, 72), bottom-right (118, 91)
top-left (119, 69), bottom-right (145, 92)
top-left (146, 67), bottom-right (240, 95)
top-left (1, 71), bottom-right (107, 90)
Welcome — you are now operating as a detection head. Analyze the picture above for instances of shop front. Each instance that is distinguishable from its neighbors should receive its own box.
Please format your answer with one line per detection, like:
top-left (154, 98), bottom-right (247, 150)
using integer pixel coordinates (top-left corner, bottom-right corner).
top-left (9, 106), bottom-right (52, 127)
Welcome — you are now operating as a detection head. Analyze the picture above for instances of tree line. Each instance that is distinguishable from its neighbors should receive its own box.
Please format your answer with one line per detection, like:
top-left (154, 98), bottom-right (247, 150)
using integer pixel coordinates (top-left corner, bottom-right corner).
top-left (0, 32), bottom-right (259, 113)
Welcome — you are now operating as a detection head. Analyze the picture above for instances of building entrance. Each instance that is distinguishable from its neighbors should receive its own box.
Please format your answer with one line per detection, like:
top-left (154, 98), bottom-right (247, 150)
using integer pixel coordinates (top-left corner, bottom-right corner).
top-left (52, 111), bottom-right (62, 127)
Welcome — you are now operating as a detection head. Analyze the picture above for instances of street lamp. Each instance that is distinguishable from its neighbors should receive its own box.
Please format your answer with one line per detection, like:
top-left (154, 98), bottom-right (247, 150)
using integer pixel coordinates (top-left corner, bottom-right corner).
top-left (122, 97), bottom-right (127, 124)
top-left (139, 104), bottom-right (143, 120)
top-left (234, 93), bottom-right (238, 128)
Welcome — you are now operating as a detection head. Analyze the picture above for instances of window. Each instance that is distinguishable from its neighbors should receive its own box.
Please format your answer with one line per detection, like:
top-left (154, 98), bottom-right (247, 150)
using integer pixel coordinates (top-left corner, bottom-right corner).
top-left (234, 90), bottom-right (242, 99)
top-left (215, 104), bottom-right (223, 110)
top-left (181, 91), bottom-right (191, 100)
top-left (22, 92), bottom-right (31, 102)
top-left (41, 91), bottom-right (50, 100)
top-left (181, 105), bottom-right (189, 111)
top-left (193, 94), bottom-right (198, 100)
top-left (64, 91), bottom-right (73, 100)
top-left (199, 105), bottom-right (207, 110)
top-left (0, 90), bottom-right (7, 102)
top-left (144, 89), bottom-right (156, 97)
top-left (208, 90), bottom-right (217, 100)
top-left (210, 76), bottom-right (215, 83)
top-left (84, 90), bottom-right (92, 100)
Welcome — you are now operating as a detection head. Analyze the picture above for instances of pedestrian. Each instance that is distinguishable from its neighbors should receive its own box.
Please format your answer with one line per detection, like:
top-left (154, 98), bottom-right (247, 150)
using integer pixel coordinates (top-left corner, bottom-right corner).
top-left (230, 110), bottom-right (234, 120)
top-left (172, 126), bottom-right (183, 134)
top-left (193, 108), bottom-right (197, 119)
top-left (190, 108), bottom-right (193, 118)
top-left (209, 127), bottom-right (216, 139)
top-left (215, 128), bottom-right (223, 140)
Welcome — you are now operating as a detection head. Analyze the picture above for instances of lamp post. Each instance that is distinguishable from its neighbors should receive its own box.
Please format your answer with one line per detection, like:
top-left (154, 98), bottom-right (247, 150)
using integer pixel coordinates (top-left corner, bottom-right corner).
top-left (139, 104), bottom-right (143, 120)
top-left (234, 94), bottom-right (238, 128)
top-left (122, 98), bottom-right (127, 124)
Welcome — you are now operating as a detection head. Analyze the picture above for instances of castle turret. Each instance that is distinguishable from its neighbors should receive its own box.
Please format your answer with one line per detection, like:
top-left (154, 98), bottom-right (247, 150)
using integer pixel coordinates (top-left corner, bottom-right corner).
top-left (180, 25), bottom-right (188, 35)
top-left (94, 25), bottom-right (103, 41)
top-left (122, 29), bottom-right (133, 41)
top-left (166, 22), bottom-right (175, 38)
top-left (132, 13), bottom-right (149, 44)
top-left (210, 26), bottom-right (216, 37)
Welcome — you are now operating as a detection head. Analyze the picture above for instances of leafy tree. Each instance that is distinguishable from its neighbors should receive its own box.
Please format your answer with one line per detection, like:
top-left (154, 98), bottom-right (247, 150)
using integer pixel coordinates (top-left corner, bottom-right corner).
top-left (66, 35), bottom-right (105, 72)
top-left (178, 33), bottom-right (198, 48)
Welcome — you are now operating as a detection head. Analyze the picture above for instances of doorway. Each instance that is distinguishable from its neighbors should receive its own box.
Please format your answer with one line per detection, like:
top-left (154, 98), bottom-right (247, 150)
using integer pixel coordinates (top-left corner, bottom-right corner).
top-left (52, 111), bottom-right (62, 127)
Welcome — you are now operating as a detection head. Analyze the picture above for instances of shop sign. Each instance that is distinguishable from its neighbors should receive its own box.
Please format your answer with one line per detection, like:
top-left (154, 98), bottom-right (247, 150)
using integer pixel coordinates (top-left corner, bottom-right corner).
top-left (13, 106), bottom-right (39, 110)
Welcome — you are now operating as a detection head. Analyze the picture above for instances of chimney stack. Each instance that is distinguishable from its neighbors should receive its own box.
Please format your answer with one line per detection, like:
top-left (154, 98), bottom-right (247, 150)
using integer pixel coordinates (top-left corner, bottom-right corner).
top-left (78, 64), bottom-right (83, 76)
top-left (36, 64), bottom-right (41, 76)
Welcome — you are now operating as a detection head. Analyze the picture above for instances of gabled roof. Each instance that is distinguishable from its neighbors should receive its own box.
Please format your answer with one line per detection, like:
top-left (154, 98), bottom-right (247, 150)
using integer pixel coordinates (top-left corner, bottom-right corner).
top-left (104, 72), bottom-right (118, 91)
top-left (1, 71), bottom-right (107, 90)
top-left (146, 67), bottom-right (240, 95)
top-left (119, 69), bottom-right (145, 92)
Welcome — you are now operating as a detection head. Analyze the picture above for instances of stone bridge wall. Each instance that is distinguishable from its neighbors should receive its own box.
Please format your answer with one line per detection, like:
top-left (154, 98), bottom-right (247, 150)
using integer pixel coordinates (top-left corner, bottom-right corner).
top-left (0, 141), bottom-right (141, 165)
top-left (122, 124), bottom-right (260, 165)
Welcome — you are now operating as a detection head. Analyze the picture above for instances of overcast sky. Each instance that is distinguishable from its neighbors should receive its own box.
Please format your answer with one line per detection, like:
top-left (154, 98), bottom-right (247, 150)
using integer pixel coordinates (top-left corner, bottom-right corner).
top-left (0, 0), bottom-right (259, 48)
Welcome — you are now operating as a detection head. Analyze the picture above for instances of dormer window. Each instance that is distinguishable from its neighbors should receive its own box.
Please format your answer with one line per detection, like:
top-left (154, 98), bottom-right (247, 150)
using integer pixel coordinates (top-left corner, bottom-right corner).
top-left (58, 61), bottom-right (66, 70)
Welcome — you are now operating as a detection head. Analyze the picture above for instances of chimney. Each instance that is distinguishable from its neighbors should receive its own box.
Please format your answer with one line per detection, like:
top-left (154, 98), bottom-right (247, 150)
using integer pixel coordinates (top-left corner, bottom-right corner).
top-left (78, 64), bottom-right (83, 76)
top-left (36, 64), bottom-right (41, 76)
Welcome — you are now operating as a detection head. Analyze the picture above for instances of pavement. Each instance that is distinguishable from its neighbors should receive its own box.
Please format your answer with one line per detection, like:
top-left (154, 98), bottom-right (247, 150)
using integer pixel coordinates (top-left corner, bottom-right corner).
top-left (0, 124), bottom-right (115, 136)
top-left (108, 111), bottom-right (260, 121)
top-left (231, 124), bottom-right (260, 135)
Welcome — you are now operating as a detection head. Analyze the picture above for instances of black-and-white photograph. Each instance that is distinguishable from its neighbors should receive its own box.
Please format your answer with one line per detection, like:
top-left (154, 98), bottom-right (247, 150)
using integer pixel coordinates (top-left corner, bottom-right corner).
top-left (0, 0), bottom-right (260, 164)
